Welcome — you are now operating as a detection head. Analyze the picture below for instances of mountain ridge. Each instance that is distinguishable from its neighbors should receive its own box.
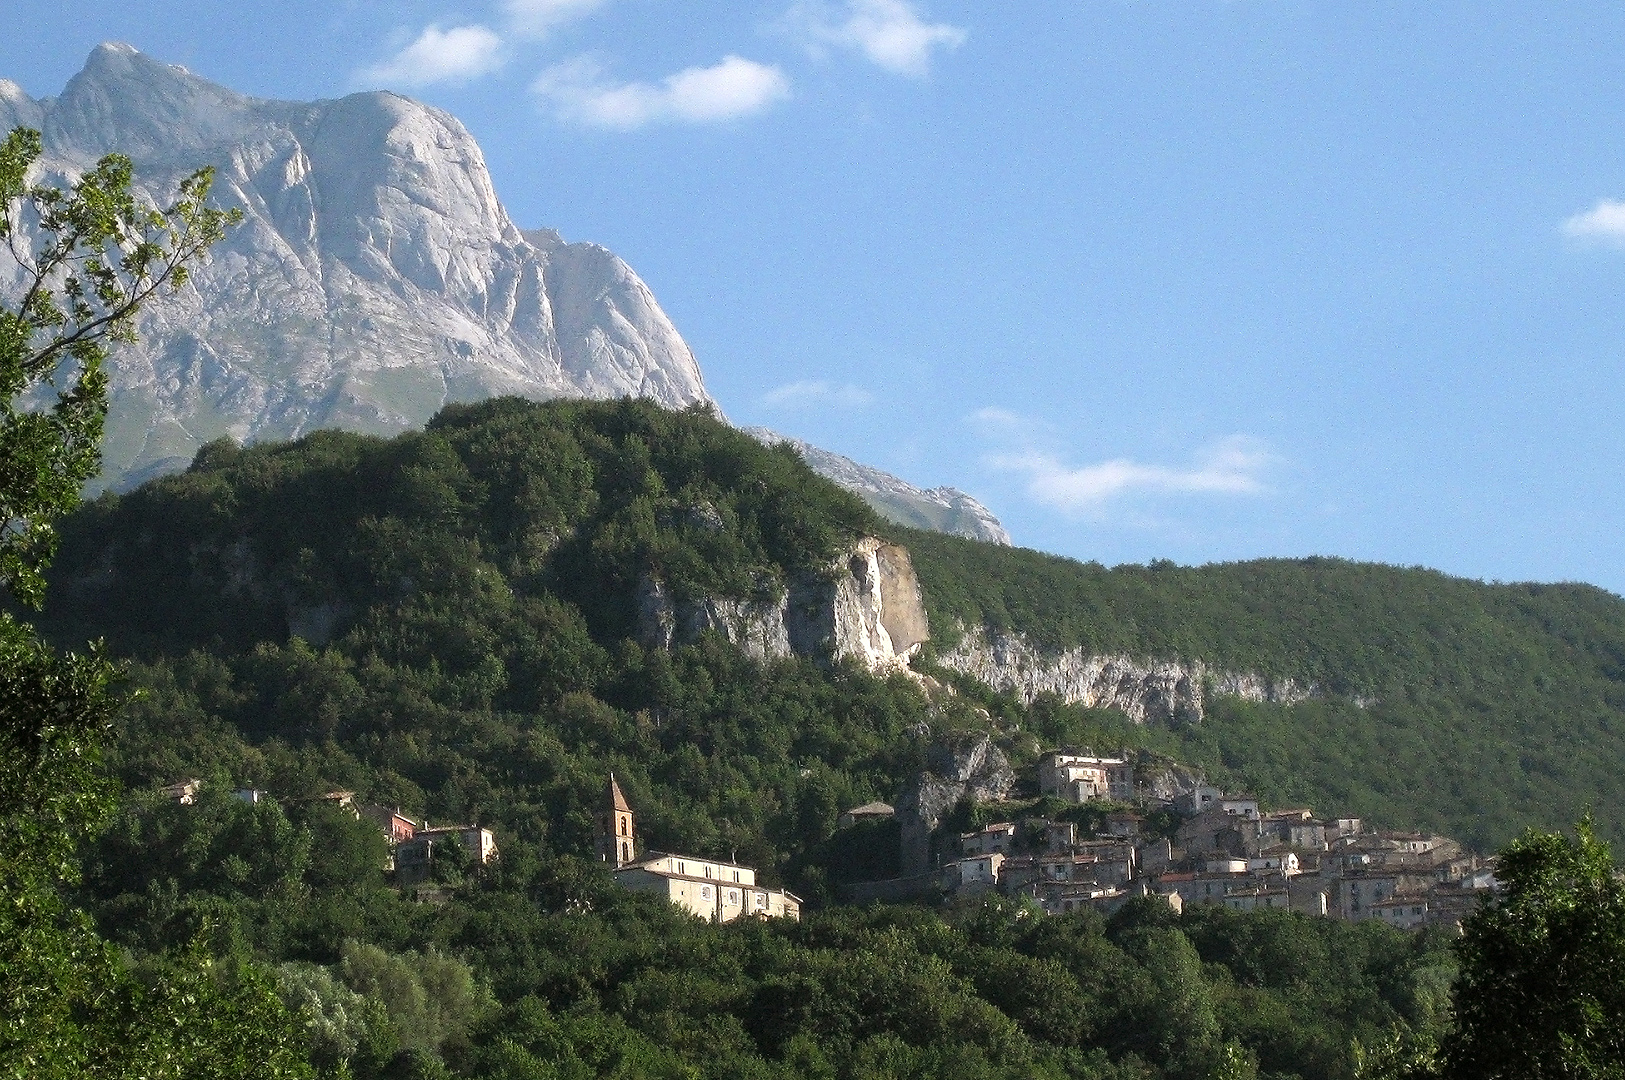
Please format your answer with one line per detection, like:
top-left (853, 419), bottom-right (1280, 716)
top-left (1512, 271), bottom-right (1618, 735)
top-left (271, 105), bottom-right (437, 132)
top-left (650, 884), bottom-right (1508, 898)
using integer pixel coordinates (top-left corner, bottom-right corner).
top-left (3, 43), bottom-right (710, 489)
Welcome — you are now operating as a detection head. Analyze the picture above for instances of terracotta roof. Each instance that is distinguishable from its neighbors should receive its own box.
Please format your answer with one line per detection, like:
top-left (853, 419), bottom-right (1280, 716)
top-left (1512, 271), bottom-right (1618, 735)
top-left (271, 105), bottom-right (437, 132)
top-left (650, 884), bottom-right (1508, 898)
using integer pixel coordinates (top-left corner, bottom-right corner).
top-left (608, 773), bottom-right (632, 812)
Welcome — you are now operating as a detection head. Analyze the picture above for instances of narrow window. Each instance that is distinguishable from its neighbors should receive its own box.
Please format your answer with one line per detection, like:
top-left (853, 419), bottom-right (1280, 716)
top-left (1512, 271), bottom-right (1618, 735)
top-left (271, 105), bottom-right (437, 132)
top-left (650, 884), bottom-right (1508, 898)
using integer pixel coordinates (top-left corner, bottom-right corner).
top-left (619, 817), bottom-right (627, 836)
top-left (621, 842), bottom-right (629, 862)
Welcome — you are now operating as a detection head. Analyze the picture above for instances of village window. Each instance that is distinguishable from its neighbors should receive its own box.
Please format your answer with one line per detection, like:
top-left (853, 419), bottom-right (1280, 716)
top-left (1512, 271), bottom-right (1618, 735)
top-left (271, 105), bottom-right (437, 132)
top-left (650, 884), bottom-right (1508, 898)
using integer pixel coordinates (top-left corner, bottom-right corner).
top-left (701, 886), bottom-right (711, 899)
top-left (733, 871), bottom-right (740, 882)
top-left (619, 817), bottom-right (626, 836)
top-left (620, 842), bottom-right (629, 862)
top-left (729, 891), bottom-right (738, 903)
top-left (705, 866), bottom-right (712, 878)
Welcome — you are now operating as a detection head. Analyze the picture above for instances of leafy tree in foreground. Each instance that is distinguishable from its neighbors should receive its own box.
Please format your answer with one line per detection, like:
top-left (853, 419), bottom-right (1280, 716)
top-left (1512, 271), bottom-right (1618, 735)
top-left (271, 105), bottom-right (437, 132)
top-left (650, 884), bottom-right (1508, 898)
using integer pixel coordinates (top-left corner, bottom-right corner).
top-left (0, 126), bottom-right (240, 606)
top-left (0, 126), bottom-right (304, 1079)
top-left (1440, 818), bottom-right (1625, 1080)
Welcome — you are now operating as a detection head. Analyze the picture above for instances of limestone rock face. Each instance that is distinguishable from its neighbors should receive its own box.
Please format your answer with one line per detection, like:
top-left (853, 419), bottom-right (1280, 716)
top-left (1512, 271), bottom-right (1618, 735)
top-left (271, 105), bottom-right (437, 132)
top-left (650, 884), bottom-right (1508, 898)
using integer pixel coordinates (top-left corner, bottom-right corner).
top-left (3, 44), bottom-right (710, 491)
top-left (636, 537), bottom-right (930, 672)
top-left (745, 428), bottom-right (1011, 545)
top-left (937, 626), bottom-right (1318, 725)
top-left (895, 733), bottom-right (1015, 874)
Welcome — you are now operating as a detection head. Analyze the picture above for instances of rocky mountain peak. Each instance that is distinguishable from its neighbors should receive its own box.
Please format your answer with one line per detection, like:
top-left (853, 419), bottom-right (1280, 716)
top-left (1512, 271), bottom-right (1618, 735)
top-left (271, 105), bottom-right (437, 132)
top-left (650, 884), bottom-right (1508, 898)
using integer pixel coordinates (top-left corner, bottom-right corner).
top-left (4, 45), bottom-right (710, 490)
top-left (50, 43), bottom-right (255, 162)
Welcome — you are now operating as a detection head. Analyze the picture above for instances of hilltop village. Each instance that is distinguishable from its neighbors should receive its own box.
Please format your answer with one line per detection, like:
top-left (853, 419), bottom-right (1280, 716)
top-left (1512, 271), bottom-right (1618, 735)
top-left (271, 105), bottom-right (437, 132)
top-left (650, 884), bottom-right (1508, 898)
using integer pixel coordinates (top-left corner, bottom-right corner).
top-left (840, 746), bottom-right (1496, 931)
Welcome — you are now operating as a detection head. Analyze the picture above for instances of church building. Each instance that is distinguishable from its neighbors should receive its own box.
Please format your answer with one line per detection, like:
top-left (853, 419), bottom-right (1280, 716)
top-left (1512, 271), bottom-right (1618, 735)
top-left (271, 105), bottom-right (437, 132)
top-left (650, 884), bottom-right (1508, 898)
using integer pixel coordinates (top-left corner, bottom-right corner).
top-left (593, 775), bottom-right (801, 923)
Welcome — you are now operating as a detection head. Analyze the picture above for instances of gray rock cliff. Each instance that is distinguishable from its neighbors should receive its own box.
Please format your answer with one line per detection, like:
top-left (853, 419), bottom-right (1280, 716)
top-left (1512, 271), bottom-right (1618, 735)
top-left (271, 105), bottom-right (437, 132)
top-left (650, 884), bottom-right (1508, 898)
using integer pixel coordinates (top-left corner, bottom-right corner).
top-left (637, 537), bottom-right (930, 673)
top-left (895, 733), bottom-right (1015, 874)
top-left (936, 626), bottom-right (1318, 725)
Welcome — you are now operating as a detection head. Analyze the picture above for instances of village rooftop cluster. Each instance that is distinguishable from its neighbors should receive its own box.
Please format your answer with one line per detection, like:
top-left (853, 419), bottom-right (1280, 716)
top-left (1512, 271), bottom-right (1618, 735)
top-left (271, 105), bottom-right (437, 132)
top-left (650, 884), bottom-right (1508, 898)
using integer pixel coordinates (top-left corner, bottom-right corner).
top-left (843, 751), bottom-right (1497, 930)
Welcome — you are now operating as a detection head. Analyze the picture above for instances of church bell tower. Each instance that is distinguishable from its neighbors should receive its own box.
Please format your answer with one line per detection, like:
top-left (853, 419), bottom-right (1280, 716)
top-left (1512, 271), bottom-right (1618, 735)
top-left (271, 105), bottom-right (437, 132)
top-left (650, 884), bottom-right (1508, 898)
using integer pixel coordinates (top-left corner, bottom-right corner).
top-left (594, 773), bottom-right (636, 867)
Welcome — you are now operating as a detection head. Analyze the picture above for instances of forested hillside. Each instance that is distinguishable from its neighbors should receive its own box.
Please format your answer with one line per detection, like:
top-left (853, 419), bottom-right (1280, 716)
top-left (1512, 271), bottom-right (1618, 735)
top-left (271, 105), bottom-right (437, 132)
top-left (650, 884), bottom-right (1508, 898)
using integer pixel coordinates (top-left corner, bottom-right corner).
top-left (15, 396), bottom-right (1466, 1079)
top-left (905, 532), bottom-right (1625, 847)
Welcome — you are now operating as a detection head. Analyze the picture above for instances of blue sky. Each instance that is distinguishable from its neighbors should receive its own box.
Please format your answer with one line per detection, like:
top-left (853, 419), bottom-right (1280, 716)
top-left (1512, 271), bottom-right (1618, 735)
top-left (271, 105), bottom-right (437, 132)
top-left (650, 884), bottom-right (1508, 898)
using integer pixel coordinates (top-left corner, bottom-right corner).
top-left (5, 2), bottom-right (1625, 592)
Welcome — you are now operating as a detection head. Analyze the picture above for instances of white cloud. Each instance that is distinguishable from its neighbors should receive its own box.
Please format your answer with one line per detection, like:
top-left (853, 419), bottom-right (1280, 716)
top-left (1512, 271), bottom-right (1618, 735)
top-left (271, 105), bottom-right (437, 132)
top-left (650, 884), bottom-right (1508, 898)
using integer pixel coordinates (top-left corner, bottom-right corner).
top-left (532, 55), bottom-right (790, 128)
top-left (504, 0), bottom-right (611, 38)
top-left (761, 380), bottom-right (874, 409)
top-left (991, 436), bottom-right (1276, 513)
top-left (360, 25), bottom-right (505, 87)
top-left (1562, 199), bottom-right (1625, 246)
top-left (792, 0), bottom-right (966, 77)
top-left (970, 406), bottom-right (1028, 429)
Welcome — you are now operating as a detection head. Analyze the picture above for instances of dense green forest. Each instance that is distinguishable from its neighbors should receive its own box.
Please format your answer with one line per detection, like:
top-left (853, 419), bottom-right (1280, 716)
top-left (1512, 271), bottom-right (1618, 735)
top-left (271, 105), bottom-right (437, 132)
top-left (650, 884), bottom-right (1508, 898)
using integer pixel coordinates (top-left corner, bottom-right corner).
top-left (14, 396), bottom-right (1622, 1077)
top-left (904, 532), bottom-right (1625, 848)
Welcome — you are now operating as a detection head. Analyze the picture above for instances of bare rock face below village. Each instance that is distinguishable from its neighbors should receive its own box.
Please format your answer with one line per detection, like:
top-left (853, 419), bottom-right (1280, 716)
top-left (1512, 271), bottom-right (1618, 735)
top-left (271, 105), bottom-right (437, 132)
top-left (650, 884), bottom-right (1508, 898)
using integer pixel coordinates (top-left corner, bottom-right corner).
top-left (895, 733), bottom-right (1016, 875)
top-left (936, 626), bottom-right (1319, 725)
top-left (637, 537), bottom-right (931, 673)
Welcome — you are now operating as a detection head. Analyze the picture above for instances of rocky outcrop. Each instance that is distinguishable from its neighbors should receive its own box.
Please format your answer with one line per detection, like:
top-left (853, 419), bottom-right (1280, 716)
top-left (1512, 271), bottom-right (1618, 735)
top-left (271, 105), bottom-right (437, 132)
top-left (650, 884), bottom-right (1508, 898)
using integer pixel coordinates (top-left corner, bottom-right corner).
top-left (745, 428), bottom-right (1011, 545)
top-left (2, 44), bottom-right (710, 492)
top-left (636, 537), bottom-right (930, 672)
top-left (895, 733), bottom-right (1016, 874)
top-left (1133, 759), bottom-right (1210, 804)
top-left (937, 626), bottom-right (1317, 725)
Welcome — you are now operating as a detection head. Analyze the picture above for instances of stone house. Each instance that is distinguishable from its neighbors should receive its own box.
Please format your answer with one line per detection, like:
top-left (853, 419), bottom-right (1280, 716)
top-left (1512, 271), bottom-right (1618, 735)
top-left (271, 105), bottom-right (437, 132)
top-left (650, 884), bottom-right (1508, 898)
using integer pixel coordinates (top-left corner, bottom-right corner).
top-left (1158, 871), bottom-right (1250, 908)
top-left (946, 853), bottom-right (1006, 893)
top-left (1287, 872), bottom-right (1330, 916)
top-left (1260, 809), bottom-right (1327, 850)
top-left (1137, 837), bottom-right (1175, 875)
top-left (1044, 821), bottom-right (1079, 853)
top-left (1223, 885), bottom-right (1290, 912)
top-left (1104, 811), bottom-right (1144, 839)
top-left (1037, 852), bottom-right (1133, 887)
top-left (1038, 751), bottom-right (1134, 803)
top-left (1174, 785), bottom-right (1224, 816)
top-left (960, 822), bottom-right (1018, 856)
top-left (1247, 852), bottom-right (1299, 876)
top-left (1333, 871), bottom-right (1400, 920)
top-left (1369, 893), bottom-right (1430, 930)
top-left (1177, 806), bottom-right (1261, 858)
top-left (1028, 880), bottom-right (1129, 915)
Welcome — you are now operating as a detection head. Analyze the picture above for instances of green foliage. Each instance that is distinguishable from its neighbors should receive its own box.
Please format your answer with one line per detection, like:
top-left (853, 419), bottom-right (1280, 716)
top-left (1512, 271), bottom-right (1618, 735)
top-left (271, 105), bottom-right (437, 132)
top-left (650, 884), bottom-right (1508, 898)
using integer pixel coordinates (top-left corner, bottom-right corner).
top-left (905, 529), bottom-right (1625, 848)
top-left (276, 961), bottom-right (398, 1077)
top-left (1440, 819), bottom-right (1625, 1079)
top-left (0, 129), bottom-right (305, 1079)
top-left (0, 126), bottom-right (239, 607)
top-left (340, 941), bottom-right (491, 1060)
